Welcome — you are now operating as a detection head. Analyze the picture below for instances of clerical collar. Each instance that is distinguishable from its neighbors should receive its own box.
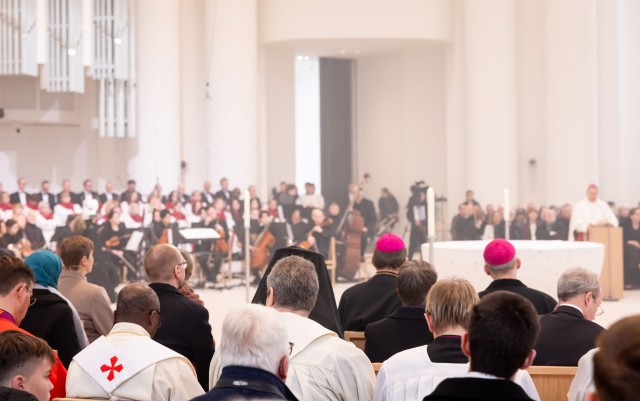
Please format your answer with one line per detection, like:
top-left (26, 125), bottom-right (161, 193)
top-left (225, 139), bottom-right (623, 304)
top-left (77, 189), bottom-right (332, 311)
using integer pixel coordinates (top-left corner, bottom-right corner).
top-left (0, 309), bottom-right (17, 324)
top-left (375, 270), bottom-right (399, 277)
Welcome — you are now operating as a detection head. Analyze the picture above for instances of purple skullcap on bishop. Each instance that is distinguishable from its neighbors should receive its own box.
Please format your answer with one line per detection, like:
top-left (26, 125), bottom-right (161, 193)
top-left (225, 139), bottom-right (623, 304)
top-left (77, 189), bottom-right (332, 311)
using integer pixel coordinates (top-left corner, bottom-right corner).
top-left (483, 239), bottom-right (516, 266)
top-left (375, 233), bottom-right (405, 253)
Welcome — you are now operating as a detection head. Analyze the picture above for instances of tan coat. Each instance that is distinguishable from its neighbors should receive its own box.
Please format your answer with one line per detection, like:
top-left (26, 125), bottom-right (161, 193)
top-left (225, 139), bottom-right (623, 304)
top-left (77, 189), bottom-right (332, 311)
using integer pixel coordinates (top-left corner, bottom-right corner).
top-left (58, 270), bottom-right (114, 342)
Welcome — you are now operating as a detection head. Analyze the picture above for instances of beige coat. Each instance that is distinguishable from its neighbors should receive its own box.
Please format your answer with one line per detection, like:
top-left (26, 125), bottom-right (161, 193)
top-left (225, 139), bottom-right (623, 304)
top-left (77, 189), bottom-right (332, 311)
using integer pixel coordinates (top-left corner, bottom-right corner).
top-left (58, 270), bottom-right (114, 342)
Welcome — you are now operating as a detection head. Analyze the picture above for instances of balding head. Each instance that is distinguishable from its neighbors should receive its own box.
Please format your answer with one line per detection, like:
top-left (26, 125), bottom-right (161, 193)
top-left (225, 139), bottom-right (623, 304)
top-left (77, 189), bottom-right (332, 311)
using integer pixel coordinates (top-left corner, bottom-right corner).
top-left (115, 283), bottom-right (162, 337)
top-left (144, 244), bottom-right (186, 287)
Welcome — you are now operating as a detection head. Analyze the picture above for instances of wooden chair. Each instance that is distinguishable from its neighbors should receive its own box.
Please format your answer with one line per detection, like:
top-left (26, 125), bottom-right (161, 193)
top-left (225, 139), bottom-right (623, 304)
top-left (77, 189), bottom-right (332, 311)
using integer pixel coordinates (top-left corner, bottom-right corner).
top-left (526, 365), bottom-right (578, 401)
top-left (372, 362), bottom-right (382, 376)
top-left (344, 331), bottom-right (366, 352)
top-left (325, 237), bottom-right (337, 286)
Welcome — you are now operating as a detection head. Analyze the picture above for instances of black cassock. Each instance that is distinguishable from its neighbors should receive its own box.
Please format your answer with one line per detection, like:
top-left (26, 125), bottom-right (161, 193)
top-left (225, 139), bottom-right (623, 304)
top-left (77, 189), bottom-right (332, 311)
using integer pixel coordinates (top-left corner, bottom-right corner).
top-left (252, 246), bottom-right (344, 338)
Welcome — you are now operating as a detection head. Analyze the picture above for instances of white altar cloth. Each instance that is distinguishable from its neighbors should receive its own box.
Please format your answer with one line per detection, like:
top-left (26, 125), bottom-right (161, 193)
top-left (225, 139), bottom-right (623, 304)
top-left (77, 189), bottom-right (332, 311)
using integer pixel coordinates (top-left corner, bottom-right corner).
top-left (421, 241), bottom-right (605, 298)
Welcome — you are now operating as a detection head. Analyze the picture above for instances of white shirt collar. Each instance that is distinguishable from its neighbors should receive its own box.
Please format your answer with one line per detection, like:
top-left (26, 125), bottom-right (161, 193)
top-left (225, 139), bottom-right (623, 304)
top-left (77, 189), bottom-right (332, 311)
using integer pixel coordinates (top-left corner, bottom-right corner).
top-left (466, 371), bottom-right (506, 380)
top-left (559, 303), bottom-right (584, 316)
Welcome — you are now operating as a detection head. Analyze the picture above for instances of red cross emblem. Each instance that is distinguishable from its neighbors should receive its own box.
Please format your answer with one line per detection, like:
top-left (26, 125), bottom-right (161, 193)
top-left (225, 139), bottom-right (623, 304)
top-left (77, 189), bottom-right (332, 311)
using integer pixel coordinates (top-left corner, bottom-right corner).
top-left (100, 356), bottom-right (123, 381)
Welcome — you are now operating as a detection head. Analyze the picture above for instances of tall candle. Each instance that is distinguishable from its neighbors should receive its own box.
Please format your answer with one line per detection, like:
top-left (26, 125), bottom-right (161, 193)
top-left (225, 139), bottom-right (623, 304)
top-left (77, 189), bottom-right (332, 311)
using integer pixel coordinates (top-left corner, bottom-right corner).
top-left (244, 190), bottom-right (250, 226)
top-left (503, 188), bottom-right (510, 222)
top-left (427, 187), bottom-right (435, 238)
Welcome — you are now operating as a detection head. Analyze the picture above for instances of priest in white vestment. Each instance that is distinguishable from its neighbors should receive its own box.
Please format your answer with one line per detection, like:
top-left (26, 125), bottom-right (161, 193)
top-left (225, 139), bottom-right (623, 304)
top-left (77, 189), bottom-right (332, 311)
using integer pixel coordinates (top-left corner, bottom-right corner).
top-left (210, 255), bottom-right (375, 401)
top-left (66, 283), bottom-right (204, 401)
top-left (374, 278), bottom-right (539, 401)
top-left (569, 184), bottom-right (618, 240)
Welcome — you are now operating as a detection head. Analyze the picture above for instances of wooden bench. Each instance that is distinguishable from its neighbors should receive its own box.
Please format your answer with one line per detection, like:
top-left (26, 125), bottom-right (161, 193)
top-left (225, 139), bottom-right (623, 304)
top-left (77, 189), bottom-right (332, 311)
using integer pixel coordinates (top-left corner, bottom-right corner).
top-left (344, 331), bottom-right (366, 352)
top-left (526, 365), bottom-right (578, 401)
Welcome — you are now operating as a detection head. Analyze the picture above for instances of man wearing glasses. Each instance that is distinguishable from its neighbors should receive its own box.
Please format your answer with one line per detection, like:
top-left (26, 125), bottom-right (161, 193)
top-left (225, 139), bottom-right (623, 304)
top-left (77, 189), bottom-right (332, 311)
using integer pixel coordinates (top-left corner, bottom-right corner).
top-left (66, 283), bottom-right (204, 400)
top-left (145, 244), bottom-right (215, 390)
top-left (533, 267), bottom-right (606, 366)
top-left (0, 253), bottom-right (68, 399)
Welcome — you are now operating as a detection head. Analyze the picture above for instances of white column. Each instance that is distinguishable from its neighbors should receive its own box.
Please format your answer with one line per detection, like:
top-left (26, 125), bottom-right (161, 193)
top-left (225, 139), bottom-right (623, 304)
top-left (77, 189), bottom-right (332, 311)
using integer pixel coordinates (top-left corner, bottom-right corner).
top-left (618, 0), bottom-right (640, 205)
top-left (127, 0), bottom-right (182, 194)
top-left (205, 0), bottom-right (258, 189)
top-left (544, 0), bottom-right (599, 204)
top-left (464, 0), bottom-right (518, 206)
top-left (179, 0), bottom-right (208, 191)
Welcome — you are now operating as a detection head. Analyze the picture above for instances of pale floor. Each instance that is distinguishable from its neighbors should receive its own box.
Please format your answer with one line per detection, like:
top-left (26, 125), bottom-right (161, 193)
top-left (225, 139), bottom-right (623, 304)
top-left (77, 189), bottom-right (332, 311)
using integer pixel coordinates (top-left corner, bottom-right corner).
top-left (196, 261), bottom-right (640, 342)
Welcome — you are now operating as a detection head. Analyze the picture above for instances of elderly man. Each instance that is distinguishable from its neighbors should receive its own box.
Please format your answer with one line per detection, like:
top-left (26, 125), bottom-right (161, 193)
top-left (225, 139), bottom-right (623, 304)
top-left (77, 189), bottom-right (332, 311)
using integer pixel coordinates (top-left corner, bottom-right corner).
top-left (534, 267), bottom-right (605, 366)
top-left (479, 239), bottom-right (557, 314)
top-left (375, 278), bottom-right (539, 401)
top-left (145, 244), bottom-right (215, 389)
top-left (0, 255), bottom-right (67, 399)
top-left (211, 255), bottom-right (375, 401)
top-left (339, 233), bottom-right (405, 331)
top-left (424, 292), bottom-right (541, 401)
top-left (570, 184), bottom-right (618, 241)
top-left (67, 283), bottom-right (204, 400)
top-left (194, 304), bottom-right (298, 400)
top-left (365, 260), bottom-right (437, 362)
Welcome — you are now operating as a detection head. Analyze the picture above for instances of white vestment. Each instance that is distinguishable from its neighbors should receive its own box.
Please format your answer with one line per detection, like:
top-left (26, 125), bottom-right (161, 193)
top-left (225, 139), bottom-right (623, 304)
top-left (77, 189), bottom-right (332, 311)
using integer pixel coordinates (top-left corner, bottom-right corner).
top-left (568, 348), bottom-right (597, 401)
top-left (67, 323), bottom-right (204, 401)
top-left (569, 198), bottom-right (618, 240)
top-left (211, 311), bottom-right (375, 401)
top-left (373, 345), bottom-right (540, 401)
top-left (53, 204), bottom-right (82, 227)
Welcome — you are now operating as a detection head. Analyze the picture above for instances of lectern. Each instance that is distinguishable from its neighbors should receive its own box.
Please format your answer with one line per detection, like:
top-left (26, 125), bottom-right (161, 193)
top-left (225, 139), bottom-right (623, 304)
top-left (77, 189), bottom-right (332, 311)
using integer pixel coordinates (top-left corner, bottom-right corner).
top-left (588, 226), bottom-right (624, 300)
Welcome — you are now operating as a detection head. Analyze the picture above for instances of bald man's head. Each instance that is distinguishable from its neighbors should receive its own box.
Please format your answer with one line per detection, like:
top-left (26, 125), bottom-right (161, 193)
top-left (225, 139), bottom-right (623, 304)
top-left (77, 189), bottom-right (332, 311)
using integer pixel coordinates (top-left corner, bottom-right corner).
top-left (115, 283), bottom-right (162, 337)
top-left (144, 244), bottom-right (184, 285)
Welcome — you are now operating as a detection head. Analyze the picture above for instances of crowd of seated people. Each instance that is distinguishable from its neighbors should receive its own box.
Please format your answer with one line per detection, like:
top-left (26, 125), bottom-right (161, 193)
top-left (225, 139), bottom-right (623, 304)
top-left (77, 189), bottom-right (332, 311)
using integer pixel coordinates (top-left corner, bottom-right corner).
top-left (0, 227), bottom-right (638, 401)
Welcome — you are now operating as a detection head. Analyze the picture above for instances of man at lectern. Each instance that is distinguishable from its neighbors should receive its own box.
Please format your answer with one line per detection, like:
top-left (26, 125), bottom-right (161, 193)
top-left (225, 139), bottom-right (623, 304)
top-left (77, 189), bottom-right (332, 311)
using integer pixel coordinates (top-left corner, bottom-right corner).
top-left (569, 184), bottom-right (618, 241)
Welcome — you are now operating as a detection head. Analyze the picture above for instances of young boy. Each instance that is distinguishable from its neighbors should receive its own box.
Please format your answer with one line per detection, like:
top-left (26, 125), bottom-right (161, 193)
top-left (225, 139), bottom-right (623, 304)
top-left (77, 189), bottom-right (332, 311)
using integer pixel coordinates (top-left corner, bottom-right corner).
top-left (0, 330), bottom-right (54, 401)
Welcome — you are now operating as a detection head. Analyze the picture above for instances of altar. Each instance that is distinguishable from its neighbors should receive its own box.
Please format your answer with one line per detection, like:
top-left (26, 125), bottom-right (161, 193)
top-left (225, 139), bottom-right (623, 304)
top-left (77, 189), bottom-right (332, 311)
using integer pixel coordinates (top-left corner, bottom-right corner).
top-left (421, 240), bottom-right (605, 298)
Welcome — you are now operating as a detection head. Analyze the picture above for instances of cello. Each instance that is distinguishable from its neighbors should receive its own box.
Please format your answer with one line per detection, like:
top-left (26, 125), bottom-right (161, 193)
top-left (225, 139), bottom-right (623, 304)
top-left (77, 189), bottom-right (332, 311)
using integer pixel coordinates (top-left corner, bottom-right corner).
top-left (250, 222), bottom-right (276, 270)
top-left (336, 179), bottom-right (368, 280)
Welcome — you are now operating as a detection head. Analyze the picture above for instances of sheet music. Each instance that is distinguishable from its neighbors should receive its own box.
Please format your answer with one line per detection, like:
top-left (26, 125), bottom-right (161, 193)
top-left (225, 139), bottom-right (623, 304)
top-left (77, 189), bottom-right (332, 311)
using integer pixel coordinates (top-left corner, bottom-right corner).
top-left (414, 205), bottom-right (427, 221)
top-left (125, 231), bottom-right (144, 251)
top-left (179, 228), bottom-right (221, 240)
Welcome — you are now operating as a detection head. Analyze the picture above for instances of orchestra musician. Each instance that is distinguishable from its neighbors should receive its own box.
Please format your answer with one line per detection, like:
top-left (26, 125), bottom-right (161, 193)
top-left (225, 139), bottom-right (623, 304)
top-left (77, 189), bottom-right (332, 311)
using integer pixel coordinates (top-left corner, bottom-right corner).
top-left (192, 202), bottom-right (228, 285)
top-left (306, 208), bottom-right (334, 259)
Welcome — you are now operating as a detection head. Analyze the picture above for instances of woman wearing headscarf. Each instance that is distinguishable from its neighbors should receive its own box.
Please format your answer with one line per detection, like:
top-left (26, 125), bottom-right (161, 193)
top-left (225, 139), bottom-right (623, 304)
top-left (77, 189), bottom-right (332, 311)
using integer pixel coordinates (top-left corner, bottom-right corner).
top-left (20, 250), bottom-right (89, 367)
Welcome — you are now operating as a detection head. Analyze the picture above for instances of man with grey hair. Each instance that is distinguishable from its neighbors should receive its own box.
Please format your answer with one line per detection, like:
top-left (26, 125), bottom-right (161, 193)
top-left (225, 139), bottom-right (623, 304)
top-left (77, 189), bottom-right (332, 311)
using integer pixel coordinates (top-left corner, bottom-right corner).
top-left (479, 239), bottom-right (556, 314)
top-left (533, 267), bottom-right (605, 366)
top-left (67, 283), bottom-right (204, 400)
top-left (195, 304), bottom-right (298, 400)
top-left (210, 255), bottom-right (375, 401)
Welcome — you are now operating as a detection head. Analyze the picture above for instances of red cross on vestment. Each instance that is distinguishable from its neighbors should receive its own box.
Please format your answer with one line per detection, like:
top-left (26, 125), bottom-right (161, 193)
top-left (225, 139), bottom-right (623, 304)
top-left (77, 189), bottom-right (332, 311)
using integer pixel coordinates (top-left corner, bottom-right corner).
top-left (100, 356), bottom-right (124, 381)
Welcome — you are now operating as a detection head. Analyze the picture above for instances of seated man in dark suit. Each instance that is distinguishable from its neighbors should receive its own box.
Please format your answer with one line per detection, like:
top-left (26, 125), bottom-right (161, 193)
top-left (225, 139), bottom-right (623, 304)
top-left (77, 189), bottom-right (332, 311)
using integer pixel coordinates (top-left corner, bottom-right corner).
top-left (365, 259), bottom-right (437, 362)
top-left (534, 267), bottom-right (605, 366)
top-left (479, 239), bottom-right (557, 314)
top-left (145, 243), bottom-right (215, 390)
top-left (338, 233), bottom-right (405, 331)
top-left (424, 291), bottom-right (540, 401)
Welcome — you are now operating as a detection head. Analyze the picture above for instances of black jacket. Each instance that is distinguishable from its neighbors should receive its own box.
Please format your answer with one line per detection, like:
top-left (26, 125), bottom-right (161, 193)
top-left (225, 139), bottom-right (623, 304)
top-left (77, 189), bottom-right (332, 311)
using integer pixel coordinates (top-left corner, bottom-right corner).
top-left (533, 305), bottom-right (605, 366)
top-left (0, 387), bottom-right (38, 401)
top-left (424, 377), bottom-right (534, 401)
top-left (479, 279), bottom-right (557, 315)
top-left (149, 282), bottom-right (215, 390)
top-left (338, 273), bottom-right (402, 332)
top-left (99, 192), bottom-right (120, 204)
top-left (9, 192), bottom-right (28, 205)
top-left (20, 289), bottom-right (82, 368)
top-left (192, 366), bottom-right (299, 401)
top-left (365, 306), bottom-right (433, 362)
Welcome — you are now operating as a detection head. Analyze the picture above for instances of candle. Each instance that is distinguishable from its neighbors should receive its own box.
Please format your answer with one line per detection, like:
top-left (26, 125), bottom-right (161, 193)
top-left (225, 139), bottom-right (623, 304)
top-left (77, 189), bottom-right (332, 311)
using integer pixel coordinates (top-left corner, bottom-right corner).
top-left (503, 188), bottom-right (510, 222)
top-left (244, 190), bottom-right (250, 226)
top-left (427, 187), bottom-right (435, 238)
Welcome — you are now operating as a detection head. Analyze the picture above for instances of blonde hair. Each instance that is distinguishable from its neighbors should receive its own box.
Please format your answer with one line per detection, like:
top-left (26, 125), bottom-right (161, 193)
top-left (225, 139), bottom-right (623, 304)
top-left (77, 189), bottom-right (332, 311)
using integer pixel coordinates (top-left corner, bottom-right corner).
top-left (425, 277), bottom-right (479, 332)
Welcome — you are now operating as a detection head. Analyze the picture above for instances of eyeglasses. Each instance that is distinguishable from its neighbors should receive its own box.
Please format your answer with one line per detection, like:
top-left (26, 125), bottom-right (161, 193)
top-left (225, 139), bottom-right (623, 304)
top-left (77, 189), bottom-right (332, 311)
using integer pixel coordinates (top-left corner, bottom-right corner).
top-left (288, 342), bottom-right (294, 355)
top-left (22, 285), bottom-right (36, 306)
top-left (591, 294), bottom-right (604, 316)
top-left (176, 261), bottom-right (188, 269)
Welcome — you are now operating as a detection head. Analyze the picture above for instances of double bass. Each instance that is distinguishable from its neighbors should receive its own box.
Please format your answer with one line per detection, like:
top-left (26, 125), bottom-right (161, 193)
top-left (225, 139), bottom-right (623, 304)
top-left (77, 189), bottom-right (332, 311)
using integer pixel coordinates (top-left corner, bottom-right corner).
top-left (336, 177), bottom-right (369, 280)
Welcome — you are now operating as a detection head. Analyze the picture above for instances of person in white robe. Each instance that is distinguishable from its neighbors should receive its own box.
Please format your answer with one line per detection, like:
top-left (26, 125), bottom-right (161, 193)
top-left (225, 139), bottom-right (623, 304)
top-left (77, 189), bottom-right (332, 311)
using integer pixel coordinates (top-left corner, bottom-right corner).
top-left (569, 184), bottom-right (618, 240)
top-left (66, 283), bottom-right (204, 401)
top-left (567, 348), bottom-right (596, 401)
top-left (374, 278), bottom-right (539, 401)
top-left (210, 255), bottom-right (375, 401)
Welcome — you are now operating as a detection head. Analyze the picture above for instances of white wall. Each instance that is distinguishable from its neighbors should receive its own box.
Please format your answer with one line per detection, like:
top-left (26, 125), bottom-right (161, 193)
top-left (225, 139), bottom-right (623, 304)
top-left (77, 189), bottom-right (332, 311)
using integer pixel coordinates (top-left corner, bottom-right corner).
top-left (356, 46), bottom-right (447, 232)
